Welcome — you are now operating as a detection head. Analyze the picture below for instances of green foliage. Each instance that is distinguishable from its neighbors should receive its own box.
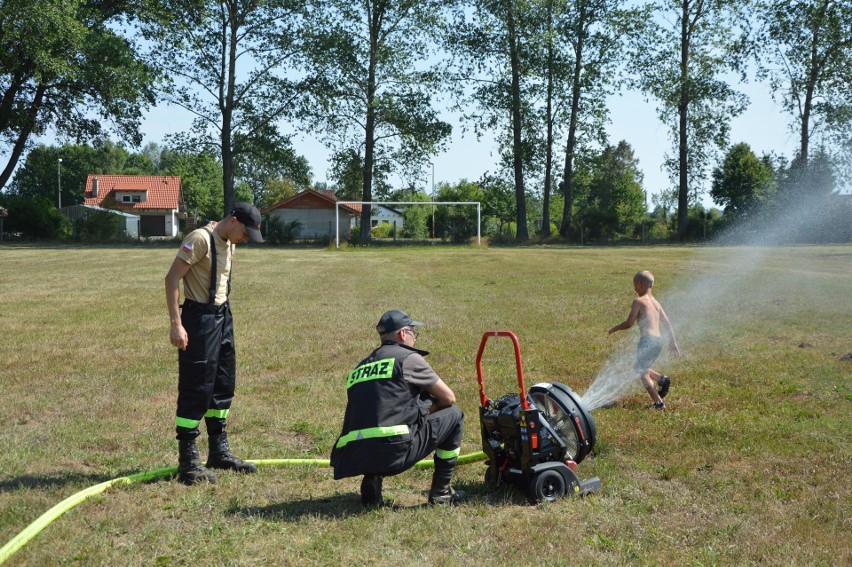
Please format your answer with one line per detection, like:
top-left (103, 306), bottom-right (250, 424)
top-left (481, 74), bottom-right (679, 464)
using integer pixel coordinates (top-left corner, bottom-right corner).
top-left (573, 141), bottom-right (645, 240)
top-left (434, 180), bottom-right (483, 243)
top-left (159, 149), bottom-right (224, 221)
top-left (264, 217), bottom-right (303, 245)
top-left (389, 188), bottom-right (430, 239)
top-left (629, 0), bottom-right (751, 239)
top-left (370, 222), bottom-right (399, 239)
top-left (0, 194), bottom-right (70, 239)
top-left (72, 209), bottom-right (125, 242)
top-left (142, 0), bottom-right (308, 216)
top-left (757, 0), bottom-right (852, 171)
top-left (0, 0), bottom-right (156, 188)
top-left (328, 149), bottom-right (364, 201)
top-left (711, 142), bottom-right (777, 217)
top-left (301, 0), bottom-right (451, 241)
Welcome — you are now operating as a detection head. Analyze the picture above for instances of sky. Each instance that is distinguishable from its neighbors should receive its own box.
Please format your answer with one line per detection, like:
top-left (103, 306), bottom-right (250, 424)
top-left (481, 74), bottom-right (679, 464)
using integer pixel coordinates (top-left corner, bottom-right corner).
top-left (133, 76), bottom-right (800, 212)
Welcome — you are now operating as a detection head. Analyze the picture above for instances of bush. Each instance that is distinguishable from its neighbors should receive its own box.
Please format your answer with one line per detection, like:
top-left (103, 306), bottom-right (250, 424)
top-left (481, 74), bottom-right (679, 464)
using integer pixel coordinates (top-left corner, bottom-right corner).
top-left (0, 195), bottom-right (70, 240)
top-left (265, 216), bottom-right (302, 244)
top-left (73, 210), bottom-right (124, 242)
top-left (370, 222), bottom-right (399, 239)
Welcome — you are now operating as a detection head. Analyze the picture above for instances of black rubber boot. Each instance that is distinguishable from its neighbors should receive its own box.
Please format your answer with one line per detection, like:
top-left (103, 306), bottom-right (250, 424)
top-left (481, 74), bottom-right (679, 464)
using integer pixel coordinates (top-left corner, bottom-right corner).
top-left (360, 474), bottom-right (384, 507)
top-left (428, 465), bottom-right (465, 505)
top-left (206, 431), bottom-right (257, 473)
top-left (178, 439), bottom-right (217, 485)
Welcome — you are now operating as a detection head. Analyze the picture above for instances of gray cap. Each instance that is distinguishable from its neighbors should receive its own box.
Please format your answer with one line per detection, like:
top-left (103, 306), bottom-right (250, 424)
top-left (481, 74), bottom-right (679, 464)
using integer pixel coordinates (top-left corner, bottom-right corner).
top-left (376, 310), bottom-right (424, 335)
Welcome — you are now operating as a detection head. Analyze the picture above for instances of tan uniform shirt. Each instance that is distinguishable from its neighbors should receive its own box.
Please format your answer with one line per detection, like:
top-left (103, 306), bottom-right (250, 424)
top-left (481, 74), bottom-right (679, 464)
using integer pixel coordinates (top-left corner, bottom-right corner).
top-left (175, 223), bottom-right (233, 305)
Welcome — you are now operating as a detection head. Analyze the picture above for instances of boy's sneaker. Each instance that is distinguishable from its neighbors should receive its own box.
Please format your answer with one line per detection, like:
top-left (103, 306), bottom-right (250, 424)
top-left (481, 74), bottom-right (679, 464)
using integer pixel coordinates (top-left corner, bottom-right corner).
top-left (657, 375), bottom-right (671, 399)
top-left (647, 402), bottom-right (666, 410)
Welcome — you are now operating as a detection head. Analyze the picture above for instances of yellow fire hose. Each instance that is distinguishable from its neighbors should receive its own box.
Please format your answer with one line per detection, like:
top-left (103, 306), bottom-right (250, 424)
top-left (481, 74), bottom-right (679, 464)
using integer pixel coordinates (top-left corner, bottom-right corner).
top-left (0, 451), bottom-right (486, 564)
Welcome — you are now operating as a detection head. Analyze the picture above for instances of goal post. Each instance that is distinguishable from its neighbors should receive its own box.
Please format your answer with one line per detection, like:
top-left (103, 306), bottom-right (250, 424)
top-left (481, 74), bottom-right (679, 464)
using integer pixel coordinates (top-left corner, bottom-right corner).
top-left (335, 201), bottom-right (481, 249)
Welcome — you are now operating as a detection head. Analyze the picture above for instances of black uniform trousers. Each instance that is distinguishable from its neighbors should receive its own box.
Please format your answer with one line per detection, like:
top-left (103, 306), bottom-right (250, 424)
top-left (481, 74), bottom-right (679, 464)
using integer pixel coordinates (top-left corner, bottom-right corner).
top-left (393, 404), bottom-right (465, 475)
top-left (176, 299), bottom-right (236, 440)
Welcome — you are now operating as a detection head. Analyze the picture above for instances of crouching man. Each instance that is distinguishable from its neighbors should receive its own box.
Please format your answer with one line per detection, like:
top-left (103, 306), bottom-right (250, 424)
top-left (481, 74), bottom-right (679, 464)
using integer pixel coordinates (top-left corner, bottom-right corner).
top-left (330, 310), bottom-right (465, 506)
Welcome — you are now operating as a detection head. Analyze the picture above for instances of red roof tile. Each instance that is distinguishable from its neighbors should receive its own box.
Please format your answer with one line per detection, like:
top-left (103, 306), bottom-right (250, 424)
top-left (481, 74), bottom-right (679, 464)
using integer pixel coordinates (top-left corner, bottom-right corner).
top-left (83, 175), bottom-right (183, 211)
top-left (262, 189), bottom-right (359, 214)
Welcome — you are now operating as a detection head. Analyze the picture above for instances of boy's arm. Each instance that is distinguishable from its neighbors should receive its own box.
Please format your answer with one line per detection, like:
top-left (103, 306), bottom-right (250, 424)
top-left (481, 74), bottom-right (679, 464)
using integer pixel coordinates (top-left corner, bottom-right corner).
top-left (608, 300), bottom-right (641, 335)
top-left (660, 306), bottom-right (681, 356)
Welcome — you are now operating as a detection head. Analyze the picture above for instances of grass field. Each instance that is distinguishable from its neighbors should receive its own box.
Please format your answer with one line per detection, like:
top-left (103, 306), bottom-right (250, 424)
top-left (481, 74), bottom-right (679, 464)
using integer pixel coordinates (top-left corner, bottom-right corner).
top-left (1, 243), bottom-right (850, 566)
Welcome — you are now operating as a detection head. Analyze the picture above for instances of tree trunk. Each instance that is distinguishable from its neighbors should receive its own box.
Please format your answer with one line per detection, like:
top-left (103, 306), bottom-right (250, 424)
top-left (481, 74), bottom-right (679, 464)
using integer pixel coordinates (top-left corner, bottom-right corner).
top-left (541, 0), bottom-right (554, 238)
top-left (221, 5), bottom-right (239, 217)
top-left (359, 5), bottom-right (381, 243)
top-left (677, 0), bottom-right (690, 241)
top-left (507, 5), bottom-right (528, 241)
top-left (560, 4), bottom-right (586, 239)
top-left (0, 83), bottom-right (46, 191)
top-left (800, 9), bottom-right (825, 166)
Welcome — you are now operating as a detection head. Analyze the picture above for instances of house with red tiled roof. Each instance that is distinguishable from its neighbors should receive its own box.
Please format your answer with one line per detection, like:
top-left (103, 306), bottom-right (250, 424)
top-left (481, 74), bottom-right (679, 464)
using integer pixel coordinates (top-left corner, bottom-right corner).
top-left (262, 189), bottom-right (359, 239)
top-left (83, 175), bottom-right (185, 237)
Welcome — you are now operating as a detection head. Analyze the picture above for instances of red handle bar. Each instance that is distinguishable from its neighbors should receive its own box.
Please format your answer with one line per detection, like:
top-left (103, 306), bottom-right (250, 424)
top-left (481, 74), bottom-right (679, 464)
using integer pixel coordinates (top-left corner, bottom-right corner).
top-left (475, 331), bottom-right (530, 410)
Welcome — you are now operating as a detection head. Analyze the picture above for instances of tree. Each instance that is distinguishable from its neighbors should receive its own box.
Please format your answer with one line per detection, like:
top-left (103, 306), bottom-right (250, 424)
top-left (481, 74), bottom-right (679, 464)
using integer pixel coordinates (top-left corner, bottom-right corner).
top-left (447, 0), bottom-right (538, 241)
top-left (552, 0), bottom-right (647, 239)
top-left (630, 0), bottom-right (751, 240)
top-left (142, 0), bottom-right (307, 217)
top-left (302, 0), bottom-right (452, 242)
top-left (0, 0), bottom-right (156, 190)
top-left (574, 140), bottom-right (645, 239)
top-left (434, 179), bottom-right (484, 243)
top-left (388, 187), bottom-right (431, 238)
top-left (480, 172), bottom-right (516, 236)
top-left (234, 134), bottom-right (311, 209)
top-left (710, 142), bottom-right (776, 217)
top-left (757, 0), bottom-right (852, 171)
top-left (9, 140), bottom-right (152, 206)
top-left (159, 148), bottom-right (224, 221)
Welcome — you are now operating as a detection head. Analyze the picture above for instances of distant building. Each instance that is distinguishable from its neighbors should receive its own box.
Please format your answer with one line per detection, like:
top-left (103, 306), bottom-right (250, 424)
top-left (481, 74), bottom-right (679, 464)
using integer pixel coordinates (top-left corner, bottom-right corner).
top-left (60, 204), bottom-right (140, 239)
top-left (262, 189), bottom-right (359, 239)
top-left (370, 204), bottom-right (404, 229)
top-left (83, 175), bottom-right (185, 237)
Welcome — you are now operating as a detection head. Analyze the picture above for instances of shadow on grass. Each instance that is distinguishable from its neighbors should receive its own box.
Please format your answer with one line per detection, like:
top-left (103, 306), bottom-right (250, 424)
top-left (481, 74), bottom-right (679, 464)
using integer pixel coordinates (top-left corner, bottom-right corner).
top-left (0, 469), bottom-right (174, 493)
top-left (228, 480), bottom-right (526, 521)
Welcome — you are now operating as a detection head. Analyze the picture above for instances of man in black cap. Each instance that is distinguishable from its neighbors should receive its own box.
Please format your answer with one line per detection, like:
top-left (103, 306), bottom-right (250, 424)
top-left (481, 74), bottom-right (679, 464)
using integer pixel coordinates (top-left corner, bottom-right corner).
top-left (164, 203), bottom-right (263, 485)
top-left (330, 310), bottom-right (465, 506)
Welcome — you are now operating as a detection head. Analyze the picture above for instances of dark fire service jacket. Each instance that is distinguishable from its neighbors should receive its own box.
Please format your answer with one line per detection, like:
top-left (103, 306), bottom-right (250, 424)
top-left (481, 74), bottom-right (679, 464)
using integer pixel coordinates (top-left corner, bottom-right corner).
top-left (330, 341), bottom-right (430, 479)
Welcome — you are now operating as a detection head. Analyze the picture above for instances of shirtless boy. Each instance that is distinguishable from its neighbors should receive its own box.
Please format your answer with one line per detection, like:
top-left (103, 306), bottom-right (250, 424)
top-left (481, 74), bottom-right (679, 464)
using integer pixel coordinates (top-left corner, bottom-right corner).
top-left (608, 270), bottom-right (681, 409)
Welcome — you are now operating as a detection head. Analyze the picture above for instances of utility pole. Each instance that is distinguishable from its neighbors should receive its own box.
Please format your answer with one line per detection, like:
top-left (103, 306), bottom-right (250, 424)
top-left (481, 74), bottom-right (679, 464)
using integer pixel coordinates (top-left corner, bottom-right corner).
top-left (57, 158), bottom-right (63, 209)
top-left (431, 162), bottom-right (435, 239)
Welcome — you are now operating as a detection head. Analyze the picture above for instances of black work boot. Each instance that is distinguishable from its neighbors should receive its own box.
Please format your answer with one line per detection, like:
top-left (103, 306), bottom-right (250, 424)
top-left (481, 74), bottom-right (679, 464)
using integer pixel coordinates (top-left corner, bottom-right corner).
top-left (428, 466), bottom-right (465, 505)
top-left (360, 474), bottom-right (384, 507)
top-left (178, 439), bottom-right (217, 485)
top-left (657, 375), bottom-right (671, 399)
top-left (206, 431), bottom-right (257, 473)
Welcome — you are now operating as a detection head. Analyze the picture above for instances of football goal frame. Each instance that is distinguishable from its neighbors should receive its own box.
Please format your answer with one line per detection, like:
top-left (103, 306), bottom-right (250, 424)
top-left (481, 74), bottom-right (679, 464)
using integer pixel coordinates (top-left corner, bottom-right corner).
top-left (335, 201), bottom-right (481, 249)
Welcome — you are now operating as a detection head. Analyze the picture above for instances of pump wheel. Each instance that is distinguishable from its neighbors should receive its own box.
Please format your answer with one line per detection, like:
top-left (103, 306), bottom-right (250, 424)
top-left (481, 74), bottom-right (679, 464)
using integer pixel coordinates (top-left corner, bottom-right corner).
top-left (530, 470), bottom-right (566, 503)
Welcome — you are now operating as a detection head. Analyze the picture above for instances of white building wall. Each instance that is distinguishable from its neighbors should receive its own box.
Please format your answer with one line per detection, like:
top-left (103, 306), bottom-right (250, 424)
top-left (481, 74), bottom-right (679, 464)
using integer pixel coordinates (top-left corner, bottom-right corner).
top-left (270, 208), bottom-right (352, 239)
top-left (372, 207), bottom-right (403, 227)
top-left (166, 211), bottom-right (178, 237)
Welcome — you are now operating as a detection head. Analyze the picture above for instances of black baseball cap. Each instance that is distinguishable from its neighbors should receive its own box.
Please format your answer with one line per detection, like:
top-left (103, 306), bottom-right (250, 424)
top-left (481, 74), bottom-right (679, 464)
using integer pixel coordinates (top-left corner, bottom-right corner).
top-left (376, 310), bottom-right (424, 335)
top-left (231, 203), bottom-right (263, 243)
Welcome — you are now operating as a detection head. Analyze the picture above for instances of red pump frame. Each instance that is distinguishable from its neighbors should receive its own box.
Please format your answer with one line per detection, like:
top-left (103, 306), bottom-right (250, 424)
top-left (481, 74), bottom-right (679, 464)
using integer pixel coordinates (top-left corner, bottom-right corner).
top-left (475, 330), bottom-right (531, 411)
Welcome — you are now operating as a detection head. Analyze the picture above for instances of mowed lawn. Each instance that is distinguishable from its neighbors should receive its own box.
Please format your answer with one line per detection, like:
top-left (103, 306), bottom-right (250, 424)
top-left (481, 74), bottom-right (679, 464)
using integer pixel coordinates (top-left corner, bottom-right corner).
top-left (0, 243), bottom-right (849, 566)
